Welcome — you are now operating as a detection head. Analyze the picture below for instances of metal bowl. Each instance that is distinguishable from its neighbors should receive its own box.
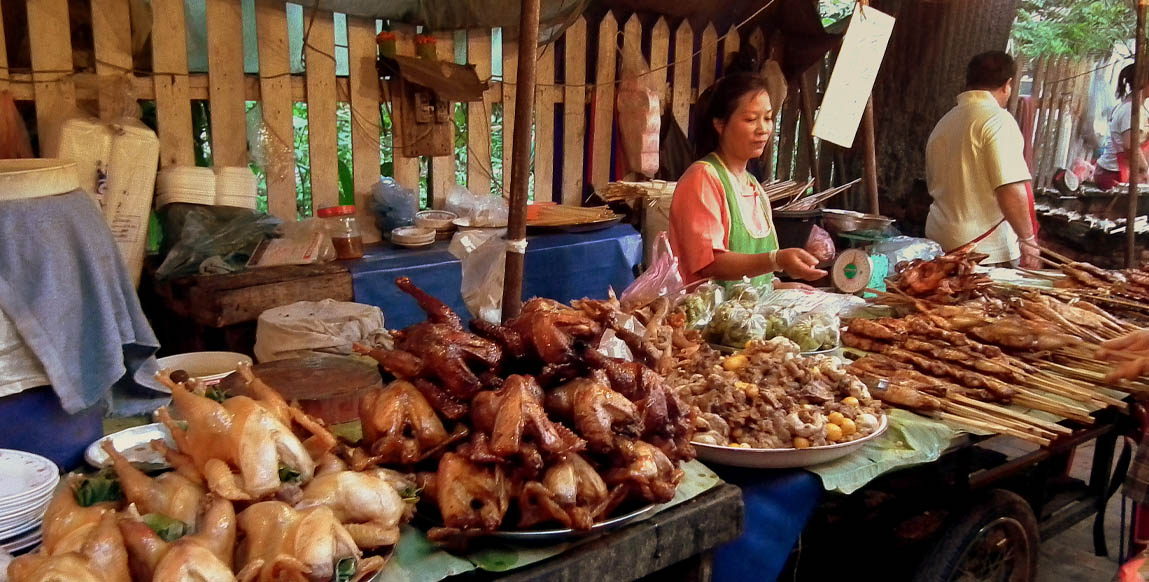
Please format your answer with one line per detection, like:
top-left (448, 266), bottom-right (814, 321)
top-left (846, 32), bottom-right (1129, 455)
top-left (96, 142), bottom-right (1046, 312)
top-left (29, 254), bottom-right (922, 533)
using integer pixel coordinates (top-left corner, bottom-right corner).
top-left (822, 209), bottom-right (894, 235)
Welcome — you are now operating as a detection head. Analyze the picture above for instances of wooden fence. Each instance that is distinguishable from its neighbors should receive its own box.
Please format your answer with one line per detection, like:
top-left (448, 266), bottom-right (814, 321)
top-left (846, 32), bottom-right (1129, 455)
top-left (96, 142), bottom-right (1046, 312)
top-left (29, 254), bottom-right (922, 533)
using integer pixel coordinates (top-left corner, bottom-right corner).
top-left (4, 0), bottom-right (813, 242)
top-left (1010, 54), bottom-right (1116, 192)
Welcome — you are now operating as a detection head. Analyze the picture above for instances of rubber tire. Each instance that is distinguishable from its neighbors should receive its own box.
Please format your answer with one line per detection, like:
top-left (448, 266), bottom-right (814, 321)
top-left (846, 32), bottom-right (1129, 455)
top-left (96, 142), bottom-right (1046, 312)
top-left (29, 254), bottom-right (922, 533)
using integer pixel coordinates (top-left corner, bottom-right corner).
top-left (911, 489), bottom-right (1040, 582)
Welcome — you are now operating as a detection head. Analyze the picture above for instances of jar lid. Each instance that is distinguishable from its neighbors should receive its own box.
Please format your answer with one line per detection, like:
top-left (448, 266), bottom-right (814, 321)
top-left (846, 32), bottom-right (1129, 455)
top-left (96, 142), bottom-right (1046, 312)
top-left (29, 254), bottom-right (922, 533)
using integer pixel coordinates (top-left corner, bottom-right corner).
top-left (317, 205), bottom-right (356, 218)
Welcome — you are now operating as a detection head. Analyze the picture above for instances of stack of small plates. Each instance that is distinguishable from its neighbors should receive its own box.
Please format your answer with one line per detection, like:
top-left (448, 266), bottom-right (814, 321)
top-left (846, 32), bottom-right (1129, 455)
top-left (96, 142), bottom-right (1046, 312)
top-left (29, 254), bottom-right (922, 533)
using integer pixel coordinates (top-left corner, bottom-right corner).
top-left (391, 226), bottom-right (436, 249)
top-left (155, 166), bottom-right (216, 208)
top-left (415, 210), bottom-right (459, 240)
top-left (214, 166), bottom-right (258, 210)
top-left (0, 449), bottom-right (60, 555)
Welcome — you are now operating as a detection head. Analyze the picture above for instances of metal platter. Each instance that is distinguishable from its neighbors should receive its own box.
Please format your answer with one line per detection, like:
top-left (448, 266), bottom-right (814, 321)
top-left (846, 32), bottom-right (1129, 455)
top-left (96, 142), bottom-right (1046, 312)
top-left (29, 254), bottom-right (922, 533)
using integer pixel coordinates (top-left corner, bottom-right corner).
top-left (692, 413), bottom-right (889, 469)
top-left (485, 502), bottom-right (661, 542)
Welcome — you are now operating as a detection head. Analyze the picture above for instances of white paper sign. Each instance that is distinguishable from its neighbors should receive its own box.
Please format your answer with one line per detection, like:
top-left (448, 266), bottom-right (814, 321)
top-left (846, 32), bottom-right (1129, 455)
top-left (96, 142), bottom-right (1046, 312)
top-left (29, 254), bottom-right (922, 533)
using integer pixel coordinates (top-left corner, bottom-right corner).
top-left (813, 4), bottom-right (896, 148)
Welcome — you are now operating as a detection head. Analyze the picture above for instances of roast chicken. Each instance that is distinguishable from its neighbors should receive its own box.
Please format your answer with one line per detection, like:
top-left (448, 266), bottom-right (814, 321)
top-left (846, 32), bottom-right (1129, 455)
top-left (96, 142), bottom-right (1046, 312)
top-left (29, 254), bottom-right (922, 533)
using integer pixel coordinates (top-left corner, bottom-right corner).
top-left (235, 501), bottom-right (383, 582)
top-left (9, 511), bottom-right (130, 582)
top-left (102, 441), bottom-right (205, 527)
top-left (517, 453), bottom-right (626, 530)
top-left (297, 469), bottom-right (412, 549)
top-left (117, 495), bottom-right (237, 582)
top-left (422, 453), bottom-right (512, 538)
top-left (356, 380), bottom-right (466, 466)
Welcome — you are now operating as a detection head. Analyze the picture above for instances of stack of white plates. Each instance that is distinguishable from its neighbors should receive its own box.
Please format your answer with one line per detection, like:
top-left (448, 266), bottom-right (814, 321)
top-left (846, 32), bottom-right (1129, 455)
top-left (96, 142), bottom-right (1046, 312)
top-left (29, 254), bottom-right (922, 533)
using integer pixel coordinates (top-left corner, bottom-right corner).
top-left (214, 166), bottom-right (258, 209)
top-left (391, 226), bottom-right (436, 249)
top-left (0, 450), bottom-right (60, 555)
top-left (155, 166), bottom-right (216, 208)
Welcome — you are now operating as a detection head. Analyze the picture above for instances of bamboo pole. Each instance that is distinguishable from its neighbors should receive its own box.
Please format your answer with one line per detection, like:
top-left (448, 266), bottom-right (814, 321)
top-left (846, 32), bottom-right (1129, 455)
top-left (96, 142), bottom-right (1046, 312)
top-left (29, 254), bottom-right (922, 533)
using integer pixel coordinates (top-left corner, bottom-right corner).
top-left (859, 0), bottom-right (879, 214)
top-left (501, 0), bottom-right (542, 320)
top-left (1130, 0), bottom-right (1147, 268)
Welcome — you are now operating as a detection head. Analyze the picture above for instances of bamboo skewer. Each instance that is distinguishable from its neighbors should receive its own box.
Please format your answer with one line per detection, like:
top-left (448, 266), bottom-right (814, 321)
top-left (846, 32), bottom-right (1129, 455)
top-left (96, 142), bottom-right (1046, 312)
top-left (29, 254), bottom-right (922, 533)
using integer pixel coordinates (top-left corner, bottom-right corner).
top-left (936, 411), bottom-right (1052, 446)
top-left (1012, 392), bottom-right (1094, 424)
top-left (949, 394), bottom-right (1071, 435)
top-left (944, 402), bottom-right (1059, 440)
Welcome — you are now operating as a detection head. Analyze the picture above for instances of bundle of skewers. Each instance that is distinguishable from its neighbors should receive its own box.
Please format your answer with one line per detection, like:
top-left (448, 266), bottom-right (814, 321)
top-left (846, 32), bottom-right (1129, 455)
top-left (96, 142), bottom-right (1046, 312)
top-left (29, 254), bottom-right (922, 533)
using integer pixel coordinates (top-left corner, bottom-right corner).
top-left (598, 180), bottom-right (676, 204)
top-left (842, 313), bottom-right (1144, 446)
top-left (774, 178), bottom-right (864, 212)
top-left (527, 204), bottom-right (619, 227)
top-left (764, 179), bottom-right (814, 203)
top-left (1015, 244), bottom-right (1149, 321)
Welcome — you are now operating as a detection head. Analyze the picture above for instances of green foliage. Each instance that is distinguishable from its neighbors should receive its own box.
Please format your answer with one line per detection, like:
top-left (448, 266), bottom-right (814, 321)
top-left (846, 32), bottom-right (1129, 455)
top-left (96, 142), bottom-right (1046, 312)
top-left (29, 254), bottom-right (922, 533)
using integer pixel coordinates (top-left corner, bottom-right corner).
top-left (75, 471), bottom-right (122, 507)
top-left (142, 513), bottom-right (189, 542)
top-left (1012, 0), bottom-right (1133, 57)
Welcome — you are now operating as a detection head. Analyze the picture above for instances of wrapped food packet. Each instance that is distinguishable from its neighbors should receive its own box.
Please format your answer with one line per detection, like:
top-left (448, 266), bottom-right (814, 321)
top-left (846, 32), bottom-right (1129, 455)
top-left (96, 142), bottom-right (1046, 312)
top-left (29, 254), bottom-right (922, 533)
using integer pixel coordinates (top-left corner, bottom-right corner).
top-left (785, 311), bottom-right (841, 352)
top-left (723, 312), bottom-right (768, 348)
top-left (676, 282), bottom-right (725, 329)
top-left (705, 301), bottom-right (753, 345)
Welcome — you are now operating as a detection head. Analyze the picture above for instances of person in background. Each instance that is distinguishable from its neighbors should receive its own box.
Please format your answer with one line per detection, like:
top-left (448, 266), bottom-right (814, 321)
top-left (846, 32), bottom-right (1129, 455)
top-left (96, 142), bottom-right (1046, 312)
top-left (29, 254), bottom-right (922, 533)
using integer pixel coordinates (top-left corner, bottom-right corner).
top-left (668, 74), bottom-right (825, 290)
top-left (1094, 64), bottom-right (1149, 192)
top-left (924, 51), bottom-right (1041, 268)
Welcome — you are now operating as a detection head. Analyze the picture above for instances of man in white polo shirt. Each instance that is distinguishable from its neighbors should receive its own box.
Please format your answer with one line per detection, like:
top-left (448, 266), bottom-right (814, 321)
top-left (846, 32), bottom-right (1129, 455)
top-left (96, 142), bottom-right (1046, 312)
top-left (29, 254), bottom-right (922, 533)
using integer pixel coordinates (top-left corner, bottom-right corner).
top-left (925, 51), bottom-right (1040, 268)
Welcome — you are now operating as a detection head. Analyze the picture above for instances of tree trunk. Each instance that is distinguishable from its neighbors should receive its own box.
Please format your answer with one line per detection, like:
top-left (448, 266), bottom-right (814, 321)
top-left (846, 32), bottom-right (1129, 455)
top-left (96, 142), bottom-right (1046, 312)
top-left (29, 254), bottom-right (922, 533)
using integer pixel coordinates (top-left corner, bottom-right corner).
top-left (859, 0), bottom-right (1020, 219)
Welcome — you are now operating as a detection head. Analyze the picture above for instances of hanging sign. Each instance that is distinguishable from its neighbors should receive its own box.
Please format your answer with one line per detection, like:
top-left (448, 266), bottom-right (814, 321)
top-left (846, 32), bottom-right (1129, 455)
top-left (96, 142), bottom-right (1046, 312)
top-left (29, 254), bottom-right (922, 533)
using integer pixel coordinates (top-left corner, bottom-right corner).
top-left (813, 4), bottom-right (895, 148)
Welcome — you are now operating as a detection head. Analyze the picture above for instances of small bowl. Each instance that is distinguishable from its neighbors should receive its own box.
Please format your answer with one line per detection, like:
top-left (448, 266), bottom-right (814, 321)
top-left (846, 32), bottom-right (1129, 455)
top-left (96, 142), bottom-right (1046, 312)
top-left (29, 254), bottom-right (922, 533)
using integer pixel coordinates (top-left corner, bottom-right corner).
top-left (393, 239), bottom-right (436, 249)
top-left (391, 226), bottom-right (436, 244)
top-left (415, 210), bottom-right (459, 231)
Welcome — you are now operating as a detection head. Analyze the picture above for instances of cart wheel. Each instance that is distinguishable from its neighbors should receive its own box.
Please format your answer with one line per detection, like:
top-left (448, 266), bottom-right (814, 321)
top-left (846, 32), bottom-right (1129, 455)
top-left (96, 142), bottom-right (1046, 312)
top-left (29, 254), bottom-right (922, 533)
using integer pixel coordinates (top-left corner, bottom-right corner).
top-left (912, 489), bottom-right (1039, 582)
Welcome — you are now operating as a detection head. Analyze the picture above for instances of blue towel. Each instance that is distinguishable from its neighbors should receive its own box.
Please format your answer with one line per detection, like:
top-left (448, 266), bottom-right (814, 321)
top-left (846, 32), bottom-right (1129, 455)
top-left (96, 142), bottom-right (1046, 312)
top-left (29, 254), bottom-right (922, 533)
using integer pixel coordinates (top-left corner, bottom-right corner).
top-left (0, 191), bottom-right (166, 415)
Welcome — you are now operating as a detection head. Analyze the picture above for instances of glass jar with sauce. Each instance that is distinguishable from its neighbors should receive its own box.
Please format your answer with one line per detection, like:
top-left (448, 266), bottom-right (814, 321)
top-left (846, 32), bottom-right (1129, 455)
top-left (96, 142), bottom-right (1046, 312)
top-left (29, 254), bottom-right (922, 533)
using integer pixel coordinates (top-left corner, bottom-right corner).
top-left (317, 205), bottom-right (365, 260)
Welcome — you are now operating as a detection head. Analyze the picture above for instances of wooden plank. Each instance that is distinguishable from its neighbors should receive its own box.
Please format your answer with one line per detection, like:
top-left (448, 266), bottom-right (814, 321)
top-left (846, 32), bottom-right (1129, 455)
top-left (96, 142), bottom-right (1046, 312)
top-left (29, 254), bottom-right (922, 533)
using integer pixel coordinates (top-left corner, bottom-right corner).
top-left (0, 6), bottom-right (8, 89)
top-left (561, 17), bottom-right (587, 205)
top-left (650, 18), bottom-right (669, 107)
top-left (90, 0), bottom-right (134, 120)
top-left (304, 9), bottom-right (339, 210)
top-left (590, 11), bottom-right (618, 191)
top-left (622, 14), bottom-right (642, 75)
top-left (27, 0), bottom-right (77, 156)
top-left (429, 31), bottom-right (457, 209)
top-left (722, 25), bottom-right (740, 70)
top-left (205, 0), bottom-right (247, 166)
top-left (776, 92), bottom-right (799, 180)
top-left (390, 25), bottom-right (420, 192)
top-left (672, 20), bottom-right (693, 135)
top-left (698, 23), bottom-right (717, 91)
top-left (347, 16), bottom-right (382, 242)
top-left (467, 28), bottom-right (494, 196)
top-left (151, 0), bottom-right (194, 167)
top-left (1029, 55), bottom-right (1052, 172)
top-left (255, 0), bottom-right (298, 220)
top-left (535, 41), bottom-right (555, 202)
top-left (502, 37), bottom-right (519, 196)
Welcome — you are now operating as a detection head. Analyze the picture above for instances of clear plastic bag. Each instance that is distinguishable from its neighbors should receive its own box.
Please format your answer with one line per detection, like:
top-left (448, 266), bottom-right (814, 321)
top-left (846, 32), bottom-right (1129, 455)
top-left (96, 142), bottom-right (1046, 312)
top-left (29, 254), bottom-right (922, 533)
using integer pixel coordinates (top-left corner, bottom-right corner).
top-left (370, 177), bottom-right (418, 235)
top-left (676, 282), bottom-right (725, 329)
top-left (871, 236), bottom-right (943, 271)
top-left (445, 184), bottom-right (509, 226)
top-left (449, 229), bottom-right (510, 323)
top-left (755, 304), bottom-right (799, 339)
top-left (248, 218), bottom-right (337, 267)
top-left (156, 205), bottom-right (282, 279)
top-left (785, 311), bottom-right (840, 352)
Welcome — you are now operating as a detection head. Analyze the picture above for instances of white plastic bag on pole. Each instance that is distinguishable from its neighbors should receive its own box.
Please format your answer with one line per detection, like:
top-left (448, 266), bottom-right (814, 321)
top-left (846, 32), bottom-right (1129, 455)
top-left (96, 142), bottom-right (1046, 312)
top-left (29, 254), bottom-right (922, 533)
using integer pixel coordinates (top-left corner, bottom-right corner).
top-left (449, 229), bottom-right (510, 323)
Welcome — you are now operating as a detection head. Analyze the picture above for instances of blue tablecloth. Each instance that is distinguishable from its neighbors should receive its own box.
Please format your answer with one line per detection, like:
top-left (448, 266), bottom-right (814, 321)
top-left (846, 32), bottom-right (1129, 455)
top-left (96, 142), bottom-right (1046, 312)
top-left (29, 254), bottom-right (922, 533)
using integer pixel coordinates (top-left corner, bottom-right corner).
top-left (347, 225), bottom-right (643, 329)
top-left (711, 468), bottom-right (823, 582)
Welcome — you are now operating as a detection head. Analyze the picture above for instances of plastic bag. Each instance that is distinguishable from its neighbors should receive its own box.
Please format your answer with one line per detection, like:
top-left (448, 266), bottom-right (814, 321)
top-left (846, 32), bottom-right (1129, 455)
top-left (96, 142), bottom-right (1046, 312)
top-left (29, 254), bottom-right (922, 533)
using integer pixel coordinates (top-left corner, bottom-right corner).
top-left (156, 205), bottom-right (282, 279)
top-left (248, 218), bottom-right (336, 267)
top-left (445, 184), bottom-right (509, 227)
top-left (449, 229), bottom-right (510, 323)
top-left (616, 49), bottom-right (660, 177)
top-left (370, 177), bottom-right (418, 235)
top-left (705, 301), bottom-right (763, 347)
top-left (785, 311), bottom-right (840, 352)
top-left (871, 236), bottom-right (943, 271)
top-left (676, 282), bottom-right (725, 329)
top-left (620, 232), bottom-right (684, 312)
top-left (254, 299), bottom-right (392, 362)
top-left (805, 225), bottom-right (836, 264)
top-left (755, 304), bottom-right (798, 339)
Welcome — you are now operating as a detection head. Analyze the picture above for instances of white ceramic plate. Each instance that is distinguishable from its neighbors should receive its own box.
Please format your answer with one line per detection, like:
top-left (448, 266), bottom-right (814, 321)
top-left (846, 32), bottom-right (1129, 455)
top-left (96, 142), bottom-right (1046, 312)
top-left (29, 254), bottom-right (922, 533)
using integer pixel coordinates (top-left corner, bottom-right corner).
top-left (85, 423), bottom-right (175, 469)
top-left (0, 450), bottom-right (59, 503)
top-left (0, 516), bottom-right (43, 541)
top-left (156, 351), bottom-right (252, 387)
top-left (0, 482), bottom-right (54, 513)
top-left (693, 414), bottom-right (889, 469)
top-left (1, 527), bottom-right (41, 553)
top-left (0, 503), bottom-right (48, 538)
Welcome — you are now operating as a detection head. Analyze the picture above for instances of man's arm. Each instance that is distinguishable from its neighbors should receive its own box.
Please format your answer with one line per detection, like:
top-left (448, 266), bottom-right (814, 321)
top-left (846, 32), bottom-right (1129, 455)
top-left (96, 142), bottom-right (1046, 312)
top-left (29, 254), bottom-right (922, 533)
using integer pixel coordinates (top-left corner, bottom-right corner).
top-left (994, 180), bottom-right (1039, 267)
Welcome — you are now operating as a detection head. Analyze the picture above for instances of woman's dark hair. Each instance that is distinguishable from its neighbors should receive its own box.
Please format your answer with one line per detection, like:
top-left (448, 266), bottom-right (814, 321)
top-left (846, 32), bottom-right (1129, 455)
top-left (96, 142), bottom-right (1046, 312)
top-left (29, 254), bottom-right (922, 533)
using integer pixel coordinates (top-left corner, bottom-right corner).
top-left (1117, 64), bottom-right (1136, 100)
top-left (694, 73), bottom-right (772, 157)
top-left (965, 51), bottom-right (1016, 91)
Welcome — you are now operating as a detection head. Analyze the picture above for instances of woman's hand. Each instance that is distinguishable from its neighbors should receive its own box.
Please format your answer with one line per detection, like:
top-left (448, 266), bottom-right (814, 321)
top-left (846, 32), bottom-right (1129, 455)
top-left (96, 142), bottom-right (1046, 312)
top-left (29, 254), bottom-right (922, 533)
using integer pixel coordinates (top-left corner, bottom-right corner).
top-left (1097, 329), bottom-right (1149, 382)
top-left (776, 249), bottom-right (827, 281)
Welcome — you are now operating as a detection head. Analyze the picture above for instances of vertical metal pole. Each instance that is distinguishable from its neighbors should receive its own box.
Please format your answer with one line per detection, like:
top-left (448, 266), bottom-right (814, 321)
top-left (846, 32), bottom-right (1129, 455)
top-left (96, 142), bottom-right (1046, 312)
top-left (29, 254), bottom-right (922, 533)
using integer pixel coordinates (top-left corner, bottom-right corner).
top-left (501, 0), bottom-right (542, 319)
top-left (1129, 0), bottom-right (1147, 268)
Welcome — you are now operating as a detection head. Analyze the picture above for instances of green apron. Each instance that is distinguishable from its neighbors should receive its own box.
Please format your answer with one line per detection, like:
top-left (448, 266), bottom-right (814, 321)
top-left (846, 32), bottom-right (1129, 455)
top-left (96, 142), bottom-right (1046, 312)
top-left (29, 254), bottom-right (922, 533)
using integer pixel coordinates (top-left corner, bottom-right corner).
top-left (700, 153), bottom-right (779, 291)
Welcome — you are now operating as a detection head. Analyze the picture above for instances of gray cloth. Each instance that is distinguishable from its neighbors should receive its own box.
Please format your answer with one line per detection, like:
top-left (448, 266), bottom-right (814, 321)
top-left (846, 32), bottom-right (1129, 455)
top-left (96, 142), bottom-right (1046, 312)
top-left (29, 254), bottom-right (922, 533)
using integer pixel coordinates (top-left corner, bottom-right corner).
top-left (0, 191), bottom-right (166, 415)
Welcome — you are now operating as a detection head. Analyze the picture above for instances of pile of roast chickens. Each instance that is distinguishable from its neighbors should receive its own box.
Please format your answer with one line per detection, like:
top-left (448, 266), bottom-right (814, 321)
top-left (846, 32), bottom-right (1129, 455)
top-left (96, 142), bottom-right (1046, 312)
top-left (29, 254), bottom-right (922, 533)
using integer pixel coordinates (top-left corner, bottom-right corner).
top-left (9, 364), bottom-right (411, 582)
top-left (351, 278), bottom-right (695, 540)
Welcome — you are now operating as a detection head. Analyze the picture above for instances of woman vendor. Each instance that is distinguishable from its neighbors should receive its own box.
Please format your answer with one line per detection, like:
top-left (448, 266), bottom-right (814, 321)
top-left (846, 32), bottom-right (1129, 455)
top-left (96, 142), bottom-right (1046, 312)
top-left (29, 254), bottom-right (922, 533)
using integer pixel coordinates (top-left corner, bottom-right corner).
top-left (668, 74), bottom-right (826, 289)
top-left (1094, 64), bottom-right (1149, 191)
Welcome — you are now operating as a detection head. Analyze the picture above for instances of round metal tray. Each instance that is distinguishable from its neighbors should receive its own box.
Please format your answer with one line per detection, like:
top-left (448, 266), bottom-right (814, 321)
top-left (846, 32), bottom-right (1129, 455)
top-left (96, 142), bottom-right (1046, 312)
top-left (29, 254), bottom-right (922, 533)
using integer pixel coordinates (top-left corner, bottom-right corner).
top-left (692, 413), bottom-right (888, 469)
top-left (486, 502), bottom-right (661, 542)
